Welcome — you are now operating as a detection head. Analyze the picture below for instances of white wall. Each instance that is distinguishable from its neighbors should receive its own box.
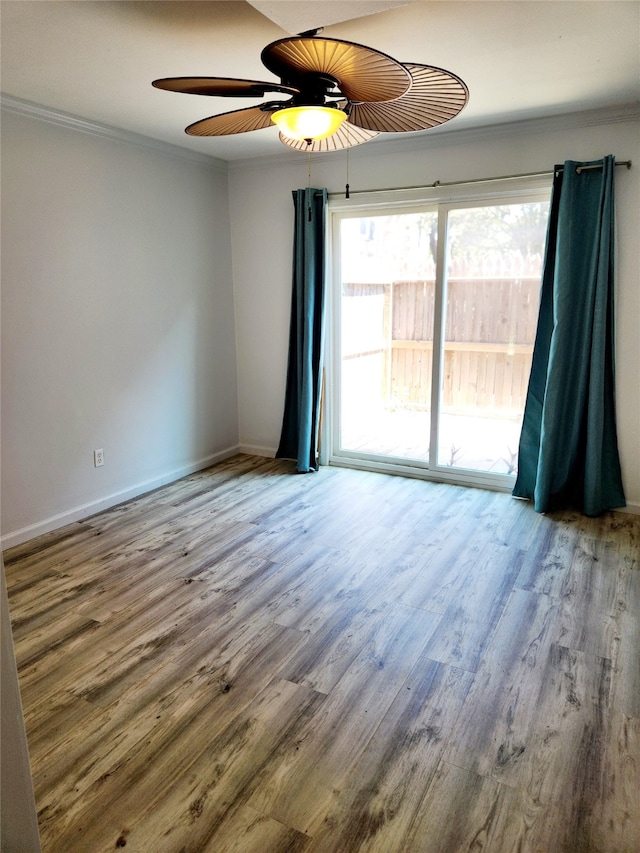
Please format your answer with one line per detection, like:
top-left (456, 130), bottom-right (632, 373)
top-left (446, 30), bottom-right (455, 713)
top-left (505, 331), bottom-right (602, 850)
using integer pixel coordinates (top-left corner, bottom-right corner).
top-left (1, 110), bottom-right (239, 545)
top-left (229, 109), bottom-right (640, 508)
top-left (1, 558), bottom-right (41, 852)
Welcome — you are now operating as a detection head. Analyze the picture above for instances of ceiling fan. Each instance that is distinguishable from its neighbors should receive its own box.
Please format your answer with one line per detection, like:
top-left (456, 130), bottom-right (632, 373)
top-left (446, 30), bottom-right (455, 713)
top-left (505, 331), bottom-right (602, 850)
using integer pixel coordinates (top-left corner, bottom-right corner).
top-left (153, 33), bottom-right (468, 152)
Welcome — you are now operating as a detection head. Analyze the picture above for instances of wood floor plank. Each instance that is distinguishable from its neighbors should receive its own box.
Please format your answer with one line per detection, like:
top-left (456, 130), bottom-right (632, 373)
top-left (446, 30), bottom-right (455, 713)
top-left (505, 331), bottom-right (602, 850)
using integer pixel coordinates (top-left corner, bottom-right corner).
top-left (256, 545), bottom-right (372, 634)
top-left (2, 522), bottom-right (97, 574)
top-left (3, 453), bottom-right (638, 853)
top-left (397, 494), bottom-right (511, 615)
top-left (554, 537), bottom-right (619, 654)
top-left (33, 625), bottom-right (311, 850)
top-left (246, 602), bottom-right (441, 836)
top-left (17, 547), bottom-right (285, 712)
top-left (445, 587), bottom-right (560, 786)
top-left (421, 542), bottom-right (524, 671)
top-left (57, 678), bottom-right (323, 853)
top-left (555, 535), bottom-right (640, 717)
top-left (497, 643), bottom-right (617, 851)
top-left (276, 593), bottom-right (387, 693)
top-left (21, 691), bottom-right (98, 758)
top-left (586, 712), bottom-right (640, 853)
top-left (305, 659), bottom-right (474, 853)
top-left (199, 804), bottom-right (311, 853)
top-left (34, 618), bottom-right (301, 796)
top-left (396, 760), bottom-right (521, 853)
top-left (514, 516), bottom-right (578, 598)
top-left (17, 578), bottom-right (202, 706)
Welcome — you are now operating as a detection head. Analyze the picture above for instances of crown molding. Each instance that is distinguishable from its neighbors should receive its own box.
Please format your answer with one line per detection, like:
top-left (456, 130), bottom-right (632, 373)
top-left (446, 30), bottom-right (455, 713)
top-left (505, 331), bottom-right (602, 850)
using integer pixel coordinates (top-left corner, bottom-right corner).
top-left (355, 102), bottom-right (640, 160)
top-left (229, 102), bottom-right (640, 173)
top-left (3, 94), bottom-right (636, 175)
top-left (0, 94), bottom-right (228, 172)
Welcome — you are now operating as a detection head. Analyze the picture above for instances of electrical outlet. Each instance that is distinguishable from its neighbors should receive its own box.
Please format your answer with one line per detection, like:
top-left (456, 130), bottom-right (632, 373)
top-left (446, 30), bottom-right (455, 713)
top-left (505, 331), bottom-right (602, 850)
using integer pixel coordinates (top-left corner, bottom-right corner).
top-left (94, 449), bottom-right (104, 467)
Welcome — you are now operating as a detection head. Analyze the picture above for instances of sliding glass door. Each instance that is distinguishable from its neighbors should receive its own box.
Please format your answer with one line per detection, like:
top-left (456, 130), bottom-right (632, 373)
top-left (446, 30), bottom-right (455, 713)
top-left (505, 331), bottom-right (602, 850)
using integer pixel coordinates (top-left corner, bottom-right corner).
top-left (331, 190), bottom-right (550, 486)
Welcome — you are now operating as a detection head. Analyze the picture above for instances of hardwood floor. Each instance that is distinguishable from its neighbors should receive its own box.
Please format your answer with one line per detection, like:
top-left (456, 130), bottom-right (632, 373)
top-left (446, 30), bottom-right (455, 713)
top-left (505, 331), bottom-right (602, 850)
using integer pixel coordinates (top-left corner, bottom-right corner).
top-left (4, 454), bottom-right (639, 853)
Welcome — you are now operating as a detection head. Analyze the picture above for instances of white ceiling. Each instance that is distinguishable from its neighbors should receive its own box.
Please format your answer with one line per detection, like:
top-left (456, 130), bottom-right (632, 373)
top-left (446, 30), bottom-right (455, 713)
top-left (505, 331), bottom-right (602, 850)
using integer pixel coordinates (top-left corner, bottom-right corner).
top-left (1, 1), bottom-right (639, 162)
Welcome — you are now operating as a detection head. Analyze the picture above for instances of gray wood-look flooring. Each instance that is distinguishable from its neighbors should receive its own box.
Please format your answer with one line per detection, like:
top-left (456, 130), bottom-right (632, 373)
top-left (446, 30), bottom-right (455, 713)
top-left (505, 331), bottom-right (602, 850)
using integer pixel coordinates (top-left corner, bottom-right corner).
top-left (4, 454), bottom-right (639, 853)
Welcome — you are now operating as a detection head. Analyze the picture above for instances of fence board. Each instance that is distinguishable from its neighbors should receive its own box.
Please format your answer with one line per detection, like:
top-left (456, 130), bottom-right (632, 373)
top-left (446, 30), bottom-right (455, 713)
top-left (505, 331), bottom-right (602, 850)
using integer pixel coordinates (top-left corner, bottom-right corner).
top-left (344, 277), bottom-right (540, 414)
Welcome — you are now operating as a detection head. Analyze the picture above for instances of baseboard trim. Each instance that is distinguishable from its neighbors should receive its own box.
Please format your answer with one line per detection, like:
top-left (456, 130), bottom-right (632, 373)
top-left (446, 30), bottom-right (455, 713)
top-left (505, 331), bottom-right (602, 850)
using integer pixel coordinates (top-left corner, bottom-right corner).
top-left (1, 446), bottom-right (241, 550)
top-left (238, 444), bottom-right (277, 458)
top-left (618, 501), bottom-right (640, 516)
top-left (3, 447), bottom-right (636, 550)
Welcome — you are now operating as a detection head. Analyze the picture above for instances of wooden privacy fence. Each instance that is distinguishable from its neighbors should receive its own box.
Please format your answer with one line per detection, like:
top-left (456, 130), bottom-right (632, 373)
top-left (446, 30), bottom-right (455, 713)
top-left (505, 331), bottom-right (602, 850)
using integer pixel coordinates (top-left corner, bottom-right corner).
top-left (343, 277), bottom-right (541, 415)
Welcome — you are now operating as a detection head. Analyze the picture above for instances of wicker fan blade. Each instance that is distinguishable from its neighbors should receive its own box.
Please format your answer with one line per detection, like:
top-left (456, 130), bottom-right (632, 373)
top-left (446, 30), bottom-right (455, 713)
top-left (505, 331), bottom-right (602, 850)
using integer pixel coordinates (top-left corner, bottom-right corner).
top-left (279, 120), bottom-right (378, 153)
top-left (153, 77), bottom-right (298, 97)
top-left (347, 64), bottom-right (469, 133)
top-left (262, 37), bottom-right (410, 103)
top-left (186, 105), bottom-right (279, 136)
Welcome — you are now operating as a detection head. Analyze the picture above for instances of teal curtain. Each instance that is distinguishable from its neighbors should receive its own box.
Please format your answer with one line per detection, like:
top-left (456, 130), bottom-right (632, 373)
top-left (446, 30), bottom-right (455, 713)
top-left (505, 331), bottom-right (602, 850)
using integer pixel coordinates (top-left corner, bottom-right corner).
top-left (513, 155), bottom-right (625, 515)
top-left (276, 188), bottom-right (328, 472)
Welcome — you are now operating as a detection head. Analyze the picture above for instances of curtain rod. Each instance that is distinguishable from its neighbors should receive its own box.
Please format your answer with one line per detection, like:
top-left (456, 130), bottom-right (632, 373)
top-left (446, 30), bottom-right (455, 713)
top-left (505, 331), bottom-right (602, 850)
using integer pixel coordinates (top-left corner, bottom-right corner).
top-left (326, 159), bottom-right (632, 198)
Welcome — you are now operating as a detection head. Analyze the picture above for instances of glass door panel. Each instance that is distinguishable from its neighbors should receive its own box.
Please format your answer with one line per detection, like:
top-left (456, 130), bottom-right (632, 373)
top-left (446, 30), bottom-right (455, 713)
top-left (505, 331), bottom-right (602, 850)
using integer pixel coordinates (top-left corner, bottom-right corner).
top-left (436, 201), bottom-right (549, 473)
top-left (339, 211), bottom-right (437, 460)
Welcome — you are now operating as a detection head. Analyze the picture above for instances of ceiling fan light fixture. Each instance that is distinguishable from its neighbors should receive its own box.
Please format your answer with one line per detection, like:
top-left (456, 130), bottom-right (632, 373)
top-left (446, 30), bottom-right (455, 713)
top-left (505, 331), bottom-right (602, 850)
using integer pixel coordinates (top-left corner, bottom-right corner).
top-left (271, 105), bottom-right (347, 141)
